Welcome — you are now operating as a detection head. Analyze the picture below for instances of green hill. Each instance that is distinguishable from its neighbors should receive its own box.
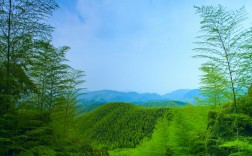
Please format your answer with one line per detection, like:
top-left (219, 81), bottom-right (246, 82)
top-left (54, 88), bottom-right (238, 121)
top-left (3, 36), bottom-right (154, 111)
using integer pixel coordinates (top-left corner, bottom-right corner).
top-left (139, 100), bottom-right (186, 108)
top-left (80, 100), bottom-right (185, 113)
top-left (77, 102), bottom-right (169, 149)
top-left (80, 101), bottom-right (106, 113)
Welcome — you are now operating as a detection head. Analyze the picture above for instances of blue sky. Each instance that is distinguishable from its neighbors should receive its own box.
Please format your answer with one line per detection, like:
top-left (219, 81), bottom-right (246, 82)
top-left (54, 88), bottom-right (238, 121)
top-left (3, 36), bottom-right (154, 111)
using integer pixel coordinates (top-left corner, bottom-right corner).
top-left (50, 0), bottom-right (252, 94)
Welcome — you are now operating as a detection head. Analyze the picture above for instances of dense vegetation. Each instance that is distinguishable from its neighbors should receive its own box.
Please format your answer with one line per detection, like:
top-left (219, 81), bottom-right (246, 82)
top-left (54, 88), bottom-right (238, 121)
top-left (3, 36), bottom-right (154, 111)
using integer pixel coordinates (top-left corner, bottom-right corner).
top-left (81, 100), bottom-right (185, 113)
top-left (2, 1), bottom-right (252, 155)
top-left (78, 102), bottom-right (168, 149)
top-left (77, 91), bottom-right (252, 156)
top-left (109, 104), bottom-right (209, 156)
top-left (0, 0), bottom-right (102, 155)
top-left (139, 100), bottom-right (186, 108)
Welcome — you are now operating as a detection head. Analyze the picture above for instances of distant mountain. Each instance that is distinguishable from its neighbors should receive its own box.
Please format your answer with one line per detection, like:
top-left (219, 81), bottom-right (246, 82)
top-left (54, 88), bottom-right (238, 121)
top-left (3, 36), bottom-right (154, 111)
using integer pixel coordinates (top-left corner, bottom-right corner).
top-left (80, 90), bottom-right (165, 104)
top-left (163, 89), bottom-right (202, 103)
top-left (139, 100), bottom-right (186, 108)
top-left (80, 89), bottom-right (203, 106)
top-left (163, 89), bottom-right (191, 99)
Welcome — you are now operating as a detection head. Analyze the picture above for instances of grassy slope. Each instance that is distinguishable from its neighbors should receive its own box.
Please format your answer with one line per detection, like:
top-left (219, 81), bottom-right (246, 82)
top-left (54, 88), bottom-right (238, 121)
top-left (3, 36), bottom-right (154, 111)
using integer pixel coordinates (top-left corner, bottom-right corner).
top-left (77, 102), bottom-right (169, 149)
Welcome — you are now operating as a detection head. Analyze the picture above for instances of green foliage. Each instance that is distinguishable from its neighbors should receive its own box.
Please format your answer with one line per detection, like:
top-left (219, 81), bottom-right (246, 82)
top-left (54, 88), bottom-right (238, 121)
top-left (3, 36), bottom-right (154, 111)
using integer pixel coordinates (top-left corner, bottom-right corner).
top-left (109, 105), bottom-right (209, 156)
top-left (30, 146), bottom-right (56, 156)
top-left (194, 6), bottom-right (252, 155)
top-left (206, 91), bottom-right (252, 155)
top-left (194, 5), bottom-right (252, 110)
top-left (107, 99), bottom-right (252, 156)
top-left (80, 100), bottom-right (185, 114)
top-left (164, 106), bottom-right (209, 155)
top-left (0, 0), bottom-right (89, 155)
top-left (2, 1), bottom-right (252, 156)
top-left (0, 0), bottom-right (58, 114)
top-left (81, 101), bottom-right (106, 113)
top-left (220, 140), bottom-right (252, 153)
top-left (199, 62), bottom-right (230, 107)
top-left (139, 100), bottom-right (186, 108)
top-left (78, 102), bottom-right (167, 149)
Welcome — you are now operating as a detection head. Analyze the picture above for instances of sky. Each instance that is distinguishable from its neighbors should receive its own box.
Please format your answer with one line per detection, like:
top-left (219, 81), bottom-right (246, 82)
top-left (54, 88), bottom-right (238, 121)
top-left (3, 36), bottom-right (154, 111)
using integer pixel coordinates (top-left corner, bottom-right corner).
top-left (50, 0), bottom-right (252, 95)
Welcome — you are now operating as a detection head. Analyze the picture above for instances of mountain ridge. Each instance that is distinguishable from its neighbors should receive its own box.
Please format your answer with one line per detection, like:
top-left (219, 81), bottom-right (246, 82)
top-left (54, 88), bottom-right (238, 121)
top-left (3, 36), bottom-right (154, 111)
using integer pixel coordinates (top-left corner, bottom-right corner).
top-left (80, 89), bottom-right (203, 104)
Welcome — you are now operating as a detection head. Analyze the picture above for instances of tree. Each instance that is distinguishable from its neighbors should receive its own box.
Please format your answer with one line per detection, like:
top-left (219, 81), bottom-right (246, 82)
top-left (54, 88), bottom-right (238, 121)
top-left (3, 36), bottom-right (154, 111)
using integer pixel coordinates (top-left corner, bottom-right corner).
top-left (0, 0), bottom-right (58, 112)
top-left (29, 41), bottom-right (86, 153)
top-left (194, 5), bottom-right (252, 112)
top-left (51, 68), bottom-right (85, 153)
top-left (29, 42), bottom-right (71, 114)
top-left (199, 62), bottom-right (229, 107)
top-left (60, 68), bottom-right (85, 135)
top-left (0, 1), bottom-right (58, 155)
top-left (194, 5), bottom-right (252, 153)
top-left (0, 1), bottom-right (87, 154)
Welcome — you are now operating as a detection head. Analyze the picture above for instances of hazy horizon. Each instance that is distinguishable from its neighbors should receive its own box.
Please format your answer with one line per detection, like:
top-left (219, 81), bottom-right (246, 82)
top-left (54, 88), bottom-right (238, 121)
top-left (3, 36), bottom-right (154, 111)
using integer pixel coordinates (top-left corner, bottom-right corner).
top-left (85, 88), bottom-right (195, 95)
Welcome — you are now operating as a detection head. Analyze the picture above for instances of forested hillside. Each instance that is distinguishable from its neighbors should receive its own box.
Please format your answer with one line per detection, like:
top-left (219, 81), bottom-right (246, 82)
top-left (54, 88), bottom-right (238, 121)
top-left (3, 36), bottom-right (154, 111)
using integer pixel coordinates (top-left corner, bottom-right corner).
top-left (119, 93), bottom-right (252, 155)
top-left (78, 92), bottom-right (252, 156)
top-left (81, 100), bottom-right (185, 113)
top-left (77, 102), bottom-right (168, 149)
top-left (139, 100), bottom-right (186, 108)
